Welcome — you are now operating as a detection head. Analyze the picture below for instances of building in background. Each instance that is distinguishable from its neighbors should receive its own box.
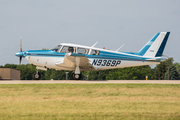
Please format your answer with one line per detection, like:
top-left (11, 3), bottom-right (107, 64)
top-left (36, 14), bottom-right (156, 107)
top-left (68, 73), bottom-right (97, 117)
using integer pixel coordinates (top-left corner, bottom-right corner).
top-left (0, 68), bottom-right (20, 80)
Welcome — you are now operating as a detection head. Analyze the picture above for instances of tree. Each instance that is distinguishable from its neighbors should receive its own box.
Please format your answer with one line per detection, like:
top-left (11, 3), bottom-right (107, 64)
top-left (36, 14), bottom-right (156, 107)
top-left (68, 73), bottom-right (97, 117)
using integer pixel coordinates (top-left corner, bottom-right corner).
top-left (4, 64), bottom-right (18, 69)
top-left (1, 57), bottom-right (179, 80)
top-left (83, 69), bottom-right (112, 80)
top-left (164, 64), bottom-right (180, 80)
top-left (174, 62), bottom-right (180, 75)
top-left (154, 61), bottom-right (166, 80)
top-left (154, 58), bottom-right (173, 80)
top-left (16, 64), bottom-right (36, 80)
top-left (106, 66), bottom-right (154, 80)
top-left (0, 65), bottom-right (4, 68)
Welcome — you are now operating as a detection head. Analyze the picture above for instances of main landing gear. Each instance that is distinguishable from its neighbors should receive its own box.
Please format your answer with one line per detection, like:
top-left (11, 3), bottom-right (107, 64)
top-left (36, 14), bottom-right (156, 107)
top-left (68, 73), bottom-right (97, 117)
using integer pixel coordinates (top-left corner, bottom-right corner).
top-left (32, 70), bottom-right (41, 80)
top-left (71, 73), bottom-right (81, 80)
top-left (32, 70), bottom-right (81, 80)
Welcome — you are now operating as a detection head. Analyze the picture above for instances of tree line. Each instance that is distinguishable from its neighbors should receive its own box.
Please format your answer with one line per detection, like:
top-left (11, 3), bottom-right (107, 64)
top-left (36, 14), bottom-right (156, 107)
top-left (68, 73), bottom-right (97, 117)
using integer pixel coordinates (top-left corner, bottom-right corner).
top-left (0, 58), bottom-right (179, 80)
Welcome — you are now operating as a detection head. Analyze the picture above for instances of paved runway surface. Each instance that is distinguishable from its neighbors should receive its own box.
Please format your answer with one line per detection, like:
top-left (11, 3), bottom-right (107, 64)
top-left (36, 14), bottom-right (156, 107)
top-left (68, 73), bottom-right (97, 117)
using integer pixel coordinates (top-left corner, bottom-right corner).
top-left (0, 80), bottom-right (180, 84)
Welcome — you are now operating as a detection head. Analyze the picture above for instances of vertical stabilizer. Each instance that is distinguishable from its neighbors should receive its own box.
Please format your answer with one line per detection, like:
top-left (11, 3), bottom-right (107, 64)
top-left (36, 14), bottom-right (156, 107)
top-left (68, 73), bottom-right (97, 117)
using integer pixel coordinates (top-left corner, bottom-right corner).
top-left (138, 32), bottom-right (170, 57)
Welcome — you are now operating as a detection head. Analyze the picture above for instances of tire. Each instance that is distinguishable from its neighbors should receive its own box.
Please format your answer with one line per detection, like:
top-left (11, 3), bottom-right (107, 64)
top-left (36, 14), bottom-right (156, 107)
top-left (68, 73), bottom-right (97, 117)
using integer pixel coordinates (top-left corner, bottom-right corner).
top-left (32, 72), bottom-right (41, 80)
top-left (72, 73), bottom-right (81, 80)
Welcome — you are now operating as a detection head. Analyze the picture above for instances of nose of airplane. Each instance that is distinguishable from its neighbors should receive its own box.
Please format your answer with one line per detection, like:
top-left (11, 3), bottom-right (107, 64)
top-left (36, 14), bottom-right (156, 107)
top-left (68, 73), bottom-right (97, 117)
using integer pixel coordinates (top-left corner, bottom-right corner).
top-left (15, 51), bottom-right (23, 57)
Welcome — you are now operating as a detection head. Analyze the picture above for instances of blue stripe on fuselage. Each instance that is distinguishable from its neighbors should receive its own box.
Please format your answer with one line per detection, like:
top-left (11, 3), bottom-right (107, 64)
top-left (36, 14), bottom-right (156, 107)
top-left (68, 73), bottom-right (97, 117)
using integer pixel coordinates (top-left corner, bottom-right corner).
top-left (91, 51), bottom-right (149, 61)
top-left (25, 50), bottom-right (65, 57)
top-left (24, 49), bottom-right (159, 62)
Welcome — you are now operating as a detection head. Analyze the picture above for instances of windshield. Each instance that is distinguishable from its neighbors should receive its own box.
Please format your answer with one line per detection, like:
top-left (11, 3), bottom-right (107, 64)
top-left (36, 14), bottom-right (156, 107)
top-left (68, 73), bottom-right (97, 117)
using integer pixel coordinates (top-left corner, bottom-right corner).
top-left (51, 45), bottom-right (62, 52)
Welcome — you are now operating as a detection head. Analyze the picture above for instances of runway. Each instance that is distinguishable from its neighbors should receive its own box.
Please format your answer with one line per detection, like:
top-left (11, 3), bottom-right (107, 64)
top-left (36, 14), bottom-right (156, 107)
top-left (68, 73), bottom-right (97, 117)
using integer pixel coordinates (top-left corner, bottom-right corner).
top-left (0, 80), bottom-right (180, 84)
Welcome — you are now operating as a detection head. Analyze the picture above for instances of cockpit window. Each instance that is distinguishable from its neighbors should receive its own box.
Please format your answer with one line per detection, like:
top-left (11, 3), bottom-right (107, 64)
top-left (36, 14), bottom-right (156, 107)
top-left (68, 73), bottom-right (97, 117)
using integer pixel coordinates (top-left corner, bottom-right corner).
top-left (51, 45), bottom-right (62, 52)
top-left (90, 49), bottom-right (100, 55)
top-left (60, 46), bottom-right (76, 53)
top-left (77, 47), bottom-right (89, 54)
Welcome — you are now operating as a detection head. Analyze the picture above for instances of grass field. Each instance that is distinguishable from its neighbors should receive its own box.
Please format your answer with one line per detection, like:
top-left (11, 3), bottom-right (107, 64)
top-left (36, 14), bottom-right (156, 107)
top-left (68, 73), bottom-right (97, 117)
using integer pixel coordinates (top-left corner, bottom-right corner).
top-left (0, 84), bottom-right (180, 120)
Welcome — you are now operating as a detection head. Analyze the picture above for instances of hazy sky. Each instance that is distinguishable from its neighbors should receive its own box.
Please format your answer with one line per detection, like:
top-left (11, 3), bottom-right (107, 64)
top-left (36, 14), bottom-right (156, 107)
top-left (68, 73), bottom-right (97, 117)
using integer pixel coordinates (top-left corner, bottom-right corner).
top-left (0, 0), bottom-right (180, 65)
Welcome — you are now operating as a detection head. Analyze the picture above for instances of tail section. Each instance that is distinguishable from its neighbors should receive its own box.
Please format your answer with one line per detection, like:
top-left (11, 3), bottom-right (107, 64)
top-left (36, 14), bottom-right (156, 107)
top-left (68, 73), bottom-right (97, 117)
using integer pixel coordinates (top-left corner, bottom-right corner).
top-left (137, 32), bottom-right (170, 57)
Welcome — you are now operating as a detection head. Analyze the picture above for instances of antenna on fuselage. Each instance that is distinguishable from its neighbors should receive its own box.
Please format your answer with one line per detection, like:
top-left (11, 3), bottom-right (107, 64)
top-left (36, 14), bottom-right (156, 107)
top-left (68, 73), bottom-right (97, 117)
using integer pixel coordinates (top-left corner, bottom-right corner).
top-left (92, 41), bottom-right (98, 47)
top-left (116, 44), bottom-right (124, 52)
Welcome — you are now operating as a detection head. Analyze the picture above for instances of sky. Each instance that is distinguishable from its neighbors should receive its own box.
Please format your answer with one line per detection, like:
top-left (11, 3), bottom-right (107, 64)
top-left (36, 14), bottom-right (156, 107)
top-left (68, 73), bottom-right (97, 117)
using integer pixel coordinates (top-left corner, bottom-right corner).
top-left (0, 0), bottom-right (180, 65)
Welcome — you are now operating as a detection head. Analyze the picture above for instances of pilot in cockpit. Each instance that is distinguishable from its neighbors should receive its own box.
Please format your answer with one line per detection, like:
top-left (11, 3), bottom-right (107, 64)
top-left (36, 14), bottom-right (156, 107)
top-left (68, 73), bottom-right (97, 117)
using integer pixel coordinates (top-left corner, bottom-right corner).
top-left (68, 47), bottom-right (74, 53)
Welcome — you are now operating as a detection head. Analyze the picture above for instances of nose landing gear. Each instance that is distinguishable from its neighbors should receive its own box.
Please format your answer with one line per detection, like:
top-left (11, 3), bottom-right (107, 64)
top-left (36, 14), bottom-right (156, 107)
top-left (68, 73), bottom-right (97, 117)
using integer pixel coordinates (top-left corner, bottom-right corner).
top-left (32, 70), bottom-right (41, 80)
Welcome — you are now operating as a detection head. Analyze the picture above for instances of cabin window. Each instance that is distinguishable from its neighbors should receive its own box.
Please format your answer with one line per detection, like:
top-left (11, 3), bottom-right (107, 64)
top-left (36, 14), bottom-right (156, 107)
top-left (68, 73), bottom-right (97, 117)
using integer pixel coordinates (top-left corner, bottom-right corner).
top-left (60, 46), bottom-right (76, 53)
top-left (77, 47), bottom-right (89, 54)
top-left (90, 49), bottom-right (100, 55)
top-left (51, 45), bottom-right (62, 52)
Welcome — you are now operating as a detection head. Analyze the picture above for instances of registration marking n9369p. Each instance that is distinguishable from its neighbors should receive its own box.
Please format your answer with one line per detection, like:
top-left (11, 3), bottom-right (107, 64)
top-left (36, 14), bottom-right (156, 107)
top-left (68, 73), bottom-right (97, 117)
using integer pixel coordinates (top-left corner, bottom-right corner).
top-left (92, 59), bottom-right (121, 66)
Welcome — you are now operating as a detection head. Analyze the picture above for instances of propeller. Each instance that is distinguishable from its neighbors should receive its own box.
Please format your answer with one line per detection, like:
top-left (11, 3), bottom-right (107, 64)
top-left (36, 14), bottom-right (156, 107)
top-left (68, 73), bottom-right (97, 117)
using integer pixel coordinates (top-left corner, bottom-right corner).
top-left (19, 37), bottom-right (22, 65)
top-left (15, 36), bottom-right (25, 66)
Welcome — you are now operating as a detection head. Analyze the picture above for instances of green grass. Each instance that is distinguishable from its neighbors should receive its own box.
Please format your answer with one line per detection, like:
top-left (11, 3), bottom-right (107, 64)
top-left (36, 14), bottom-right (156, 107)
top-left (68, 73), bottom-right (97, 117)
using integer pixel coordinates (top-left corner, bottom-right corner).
top-left (0, 84), bottom-right (180, 120)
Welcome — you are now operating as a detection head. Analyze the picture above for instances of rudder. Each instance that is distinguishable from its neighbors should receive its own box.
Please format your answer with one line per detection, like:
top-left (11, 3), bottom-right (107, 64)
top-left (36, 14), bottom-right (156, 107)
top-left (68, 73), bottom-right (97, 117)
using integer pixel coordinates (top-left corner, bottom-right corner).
top-left (137, 32), bottom-right (170, 57)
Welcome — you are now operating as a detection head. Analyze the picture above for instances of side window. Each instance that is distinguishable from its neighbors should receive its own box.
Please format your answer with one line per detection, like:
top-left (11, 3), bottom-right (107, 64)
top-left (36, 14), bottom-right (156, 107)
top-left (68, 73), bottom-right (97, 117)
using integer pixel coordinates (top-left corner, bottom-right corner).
top-left (90, 49), bottom-right (100, 55)
top-left (60, 46), bottom-right (76, 53)
top-left (77, 47), bottom-right (89, 54)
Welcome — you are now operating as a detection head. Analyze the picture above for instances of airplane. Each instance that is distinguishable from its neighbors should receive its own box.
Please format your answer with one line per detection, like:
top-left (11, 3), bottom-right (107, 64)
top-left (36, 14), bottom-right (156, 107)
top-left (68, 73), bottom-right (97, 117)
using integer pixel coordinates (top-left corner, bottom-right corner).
top-left (15, 32), bottom-right (170, 80)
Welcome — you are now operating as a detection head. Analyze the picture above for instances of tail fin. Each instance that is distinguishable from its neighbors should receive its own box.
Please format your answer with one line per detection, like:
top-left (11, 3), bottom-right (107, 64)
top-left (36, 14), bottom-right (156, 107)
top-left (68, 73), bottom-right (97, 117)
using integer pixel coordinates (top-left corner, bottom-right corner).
top-left (137, 32), bottom-right (170, 57)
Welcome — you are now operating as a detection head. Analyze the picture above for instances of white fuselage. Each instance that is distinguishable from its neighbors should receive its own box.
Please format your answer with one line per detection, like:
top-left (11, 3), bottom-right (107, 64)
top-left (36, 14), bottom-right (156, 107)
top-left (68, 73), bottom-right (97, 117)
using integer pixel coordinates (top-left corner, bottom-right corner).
top-left (25, 55), bottom-right (159, 71)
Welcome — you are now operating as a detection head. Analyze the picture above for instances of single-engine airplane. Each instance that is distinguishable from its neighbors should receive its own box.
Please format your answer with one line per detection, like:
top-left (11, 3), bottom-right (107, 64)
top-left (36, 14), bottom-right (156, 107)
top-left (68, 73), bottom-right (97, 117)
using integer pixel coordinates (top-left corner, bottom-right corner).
top-left (15, 32), bottom-right (170, 80)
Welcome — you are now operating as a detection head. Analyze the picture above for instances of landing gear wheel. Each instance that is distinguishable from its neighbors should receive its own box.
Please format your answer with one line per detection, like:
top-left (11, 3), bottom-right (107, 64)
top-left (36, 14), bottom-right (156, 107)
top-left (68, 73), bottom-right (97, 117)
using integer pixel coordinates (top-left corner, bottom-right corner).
top-left (32, 72), bottom-right (41, 80)
top-left (71, 73), bottom-right (81, 80)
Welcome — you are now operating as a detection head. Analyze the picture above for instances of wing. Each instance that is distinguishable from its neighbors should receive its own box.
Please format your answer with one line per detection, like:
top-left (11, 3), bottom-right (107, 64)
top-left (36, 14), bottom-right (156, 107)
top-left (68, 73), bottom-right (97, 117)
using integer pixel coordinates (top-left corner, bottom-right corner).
top-left (55, 53), bottom-right (96, 71)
